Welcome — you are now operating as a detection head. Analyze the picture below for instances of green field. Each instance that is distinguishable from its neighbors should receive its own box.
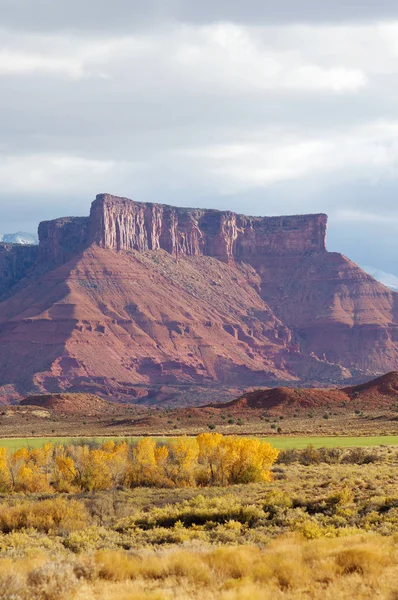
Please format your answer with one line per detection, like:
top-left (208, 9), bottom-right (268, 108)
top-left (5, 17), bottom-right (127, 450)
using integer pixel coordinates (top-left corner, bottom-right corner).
top-left (2, 435), bottom-right (398, 452)
top-left (264, 435), bottom-right (398, 450)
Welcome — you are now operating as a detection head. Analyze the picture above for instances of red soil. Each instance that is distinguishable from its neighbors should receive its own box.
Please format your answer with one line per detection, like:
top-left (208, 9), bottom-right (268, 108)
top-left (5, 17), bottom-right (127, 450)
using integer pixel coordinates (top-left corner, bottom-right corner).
top-left (218, 372), bottom-right (398, 412)
top-left (20, 393), bottom-right (122, 416)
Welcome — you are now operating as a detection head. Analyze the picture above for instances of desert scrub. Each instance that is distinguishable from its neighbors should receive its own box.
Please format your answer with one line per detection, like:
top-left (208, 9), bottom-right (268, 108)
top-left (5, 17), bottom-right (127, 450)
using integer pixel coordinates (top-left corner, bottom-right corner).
top-left (1, 455), bottom-right (398, 553)
top-left (0, 530), bottom-right (66, 555)
top-left (64, 526), bottom-right (121, 553)
top-left (28, 561), bottom-right (79, 600)
top-left (277, 445), bottom-right (381, 466)
top-left (116, 495), bottom-right (267, 532)
top-left (0, 498), bottom-right (87, 534)
top-left (0, 535), bottom-right (398, 599)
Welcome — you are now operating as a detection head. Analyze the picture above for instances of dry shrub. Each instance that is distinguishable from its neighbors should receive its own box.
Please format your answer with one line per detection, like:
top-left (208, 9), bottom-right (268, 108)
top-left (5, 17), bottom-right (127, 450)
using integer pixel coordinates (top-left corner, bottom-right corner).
top-left (334, 544), bottom-right (391, 576)
top-left (87, 585), bottom-right (166, 600)
top-left (166, 551), bottom-right (211, 584)
top-left (95, 550), bottom-right (140, 581)
top-left (0, 498), bottom-right (87, 534)
top-left (72, 555), bottom-right (98, 582)
top-left (257, 538), bottom-right (310, 590)
top-left (133, 556), bottom-right (166, 581)
top-left (342, 448), bottom-right (379, 465)
top-left (1, 534), bottom-right (398, 600)
top-left (204, 546), bottom-right (259, 579)
top-left (27, 561), bottom-right (78, 600)
top-left (115, 594), bottom-right (165, 600)
top-left (220, 582), bottom-right (275, 600)
top-left (0, 572), bottom-right (27, 600)
top-left (95, 549), bottom-right (211, 584)
top-left (301, 537), bottom-right (340, 583)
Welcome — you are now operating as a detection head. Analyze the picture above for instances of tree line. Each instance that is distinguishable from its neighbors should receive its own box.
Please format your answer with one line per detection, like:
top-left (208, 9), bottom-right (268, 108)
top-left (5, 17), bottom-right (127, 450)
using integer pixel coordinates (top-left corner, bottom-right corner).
top-left (0, 434), bottom-right (279, 493)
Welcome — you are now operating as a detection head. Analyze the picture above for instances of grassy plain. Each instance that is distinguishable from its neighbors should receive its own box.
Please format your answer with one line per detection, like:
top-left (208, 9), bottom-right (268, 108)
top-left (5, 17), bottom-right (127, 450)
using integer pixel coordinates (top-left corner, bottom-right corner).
top-left (1, 434), bottom-right (398, 452)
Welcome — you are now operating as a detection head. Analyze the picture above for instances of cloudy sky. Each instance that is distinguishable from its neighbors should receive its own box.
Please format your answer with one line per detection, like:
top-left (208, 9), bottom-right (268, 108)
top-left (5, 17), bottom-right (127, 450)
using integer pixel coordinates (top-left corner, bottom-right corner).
top-left (1, 1), bottom-right (398, 275)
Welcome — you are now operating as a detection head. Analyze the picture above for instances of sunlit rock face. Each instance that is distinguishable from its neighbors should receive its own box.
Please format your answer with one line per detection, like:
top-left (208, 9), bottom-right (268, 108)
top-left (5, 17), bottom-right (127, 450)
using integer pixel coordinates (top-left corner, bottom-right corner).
top-left (0, 193), bottom-right (395, 405)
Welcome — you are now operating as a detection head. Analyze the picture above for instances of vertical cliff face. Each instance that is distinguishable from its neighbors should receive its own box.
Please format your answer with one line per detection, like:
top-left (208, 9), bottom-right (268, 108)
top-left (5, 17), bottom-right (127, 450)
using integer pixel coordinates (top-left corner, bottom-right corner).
top-left (38, 217), bottom-right (90, 265)
top-left (0, 244), bottom-right (38, 298)
top-left (7, 193), bottom-right (326, 294)
top-left (88, 193), bottom-right (327, 261)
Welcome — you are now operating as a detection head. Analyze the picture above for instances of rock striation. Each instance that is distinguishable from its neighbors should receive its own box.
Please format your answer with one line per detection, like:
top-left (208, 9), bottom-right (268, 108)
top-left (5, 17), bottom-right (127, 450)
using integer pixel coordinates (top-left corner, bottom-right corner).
top-left (37, 194), bottom-right (327, 265)
top-left (0, 193), bottom-right (396, 404)
top-left (89, 194), bottom-right (327, 260)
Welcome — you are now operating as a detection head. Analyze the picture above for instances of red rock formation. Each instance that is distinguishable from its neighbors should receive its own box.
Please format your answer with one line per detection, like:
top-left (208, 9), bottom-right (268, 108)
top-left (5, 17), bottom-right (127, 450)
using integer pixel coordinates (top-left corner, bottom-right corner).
top-left (0, 243), bottom-right (38, 298)
top-left (89, 194), bottom-right (327, 259)
top-left (0, 193), bottom-right (395, 404)
top-left (258, 251), bottom-right (398, 373)
top-left (218, 372), bottom-right (398, 413)
top-left (21, 392), bottom-right (120, 416)
top-left (38, 216), bottom-right (89, 265)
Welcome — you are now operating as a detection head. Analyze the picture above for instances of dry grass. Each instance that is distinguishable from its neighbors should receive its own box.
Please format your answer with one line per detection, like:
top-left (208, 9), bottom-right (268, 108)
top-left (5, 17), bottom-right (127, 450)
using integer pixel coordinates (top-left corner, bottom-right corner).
top-left (0, 448), bottom-right (398, 598)
top-left (0, 498), bottom-right (88, 534)
top-left (0, 535), bottom-right (397, 599)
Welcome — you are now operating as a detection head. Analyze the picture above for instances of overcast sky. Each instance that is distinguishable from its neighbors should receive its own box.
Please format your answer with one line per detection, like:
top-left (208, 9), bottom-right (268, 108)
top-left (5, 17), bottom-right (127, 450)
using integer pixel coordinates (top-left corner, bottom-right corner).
top-left (1, 1), bottom-right (398, 274)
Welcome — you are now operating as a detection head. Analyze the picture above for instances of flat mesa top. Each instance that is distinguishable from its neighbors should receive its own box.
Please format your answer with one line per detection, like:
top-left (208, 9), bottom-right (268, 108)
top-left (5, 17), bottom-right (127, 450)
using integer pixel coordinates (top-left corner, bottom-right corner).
top-left (94, 193), bottom-right (328, 222)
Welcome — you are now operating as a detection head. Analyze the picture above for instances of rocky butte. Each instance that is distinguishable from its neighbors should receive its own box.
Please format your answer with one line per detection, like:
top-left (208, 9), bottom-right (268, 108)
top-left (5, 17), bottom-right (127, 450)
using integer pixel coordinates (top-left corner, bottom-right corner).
top-left (0, 193), bottom-right (396, 405)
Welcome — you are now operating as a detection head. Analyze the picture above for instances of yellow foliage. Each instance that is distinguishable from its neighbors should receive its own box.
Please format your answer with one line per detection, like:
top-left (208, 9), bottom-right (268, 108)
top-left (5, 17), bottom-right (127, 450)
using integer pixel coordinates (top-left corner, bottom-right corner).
top-left (198, 434), bottom-right (279, 485)
top-left (0, 435), bottom-right (278, 493)
top-left (0, 497), bottom-right (87, 533)
top-left (166, 437), bottom-right (199, 486)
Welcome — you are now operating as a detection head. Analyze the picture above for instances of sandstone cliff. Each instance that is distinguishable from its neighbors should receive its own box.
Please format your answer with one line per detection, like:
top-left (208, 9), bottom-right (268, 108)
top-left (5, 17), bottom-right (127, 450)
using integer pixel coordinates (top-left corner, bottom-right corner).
top-left (0, 243), bottom-right (38, 298)
top-left (35, 193), bottom-right (327, 264)
top-left (0, 193), bottom-right (395, 404)
top-left (89, 194), bottom-right (327, 260)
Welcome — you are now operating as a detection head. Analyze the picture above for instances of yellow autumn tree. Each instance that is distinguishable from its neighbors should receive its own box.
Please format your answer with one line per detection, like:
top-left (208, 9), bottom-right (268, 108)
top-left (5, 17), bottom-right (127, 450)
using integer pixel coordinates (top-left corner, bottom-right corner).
top-left (8, 447), bottom-right (30, 492)
top-left (66, 445), bottom-right (92, 490)
top-left (0, 448), bottom-right (10, 492)
top-left (166, 437), bottom-right (199, 486)
top-left (54, 452), bottom-right (77, 492)
top-left (197, 434), bottom-right (279, 485)
top-left (226, 437), bottom-right (279, 484)
top-left (197, 432), bottom-right (224, 484)
top-left (87, 441), bottom-right (130, 491)
top-left (0, 435), bottom-right (279, 493)
top-left (105, 441), bottom-right (130, 488)
top-left (129, 438), bottom-right (159, 486)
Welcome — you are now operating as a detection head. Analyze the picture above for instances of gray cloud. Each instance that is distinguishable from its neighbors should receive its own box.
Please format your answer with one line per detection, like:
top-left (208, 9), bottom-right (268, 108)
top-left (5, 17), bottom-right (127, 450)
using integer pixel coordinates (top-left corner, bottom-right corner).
top-left (2, 0), bottom-right (398, 33)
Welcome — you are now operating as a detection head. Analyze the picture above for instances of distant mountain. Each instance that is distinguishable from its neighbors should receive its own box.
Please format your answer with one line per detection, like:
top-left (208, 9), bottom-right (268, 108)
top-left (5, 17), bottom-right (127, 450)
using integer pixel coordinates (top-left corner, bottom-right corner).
top-left (361, 265), bottom-right (398, 291)
top-left (0, 232), bottom-right (38, 245)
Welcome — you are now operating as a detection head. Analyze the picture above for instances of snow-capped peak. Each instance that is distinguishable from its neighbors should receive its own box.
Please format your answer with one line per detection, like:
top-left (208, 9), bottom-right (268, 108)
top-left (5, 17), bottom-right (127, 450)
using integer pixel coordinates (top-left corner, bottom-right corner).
top-left (0, 232), bottom-right (38, 245)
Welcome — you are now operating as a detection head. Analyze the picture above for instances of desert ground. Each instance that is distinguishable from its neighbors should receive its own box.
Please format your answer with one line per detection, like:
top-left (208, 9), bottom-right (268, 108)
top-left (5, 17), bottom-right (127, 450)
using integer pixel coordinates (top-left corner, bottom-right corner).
top-left (0, 441), bottom-right (397, 599)
top-left (2, 402), bottom-right (398, 440)
top-left (0, 375), bottom-right (397, 599)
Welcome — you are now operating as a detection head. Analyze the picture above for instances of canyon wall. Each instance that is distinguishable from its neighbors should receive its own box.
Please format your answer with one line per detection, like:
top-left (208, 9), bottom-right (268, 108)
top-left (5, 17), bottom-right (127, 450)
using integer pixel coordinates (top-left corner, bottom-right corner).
top-left (0, 243), bottom-right (38, 298)
top-left (38, 216), bottom-right (90, 265)
top-left (89, 194), bottom-right (328, 261)
top-left (1, 193), bottom-right (328, 297)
